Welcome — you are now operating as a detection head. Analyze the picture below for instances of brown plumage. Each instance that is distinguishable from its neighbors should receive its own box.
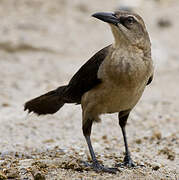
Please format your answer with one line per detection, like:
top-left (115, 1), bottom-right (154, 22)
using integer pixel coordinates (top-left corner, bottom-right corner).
top-left (24, 11), bottom-right (153, 173)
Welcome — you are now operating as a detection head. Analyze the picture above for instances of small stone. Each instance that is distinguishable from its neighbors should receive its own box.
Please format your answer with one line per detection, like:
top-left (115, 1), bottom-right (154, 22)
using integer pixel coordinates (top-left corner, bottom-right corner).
top-left (136, 147), bottom-right (140, 152)
top-left (151, 162), bottom-right (161, 171)
top-left (2, 103), bottom-right (9, 107)
top-left (102, 135), bottom-right (107, 140)
top-left (144, 136), bottom-right (148, 140)
top-left (42, 139), bottom-right (55, 144)
top-left (157, 18), bottom-right (172, 28)
top-left (34, 172), bottom-right (46, 180)
top-left (78, 152), bottom-right (85, 156)
top-left (151, 131), bottom-right (162, 140)
top-left (140, 161), bottom-right (145, 167)
top-left (31, 167), bottom-right (46, 180)
top-left (168, 153), bottom-right (175, 161)
top-left (135, 139), bottom-right (142, 144)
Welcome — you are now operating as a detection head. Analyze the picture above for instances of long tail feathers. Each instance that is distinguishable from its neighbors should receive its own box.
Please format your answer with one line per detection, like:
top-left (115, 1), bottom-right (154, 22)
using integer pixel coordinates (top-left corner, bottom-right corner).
top-left (24, 86), bottom-right (66, 115)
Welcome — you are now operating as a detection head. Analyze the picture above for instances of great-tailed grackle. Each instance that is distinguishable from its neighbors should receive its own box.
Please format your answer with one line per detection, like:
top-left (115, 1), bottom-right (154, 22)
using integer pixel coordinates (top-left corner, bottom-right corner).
top-left (24, 11), bottom-right (154, 173)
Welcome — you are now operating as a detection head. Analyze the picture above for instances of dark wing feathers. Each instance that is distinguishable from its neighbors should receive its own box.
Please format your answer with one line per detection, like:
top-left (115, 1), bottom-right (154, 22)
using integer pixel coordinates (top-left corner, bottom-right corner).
top-left (146, 75), bottom-right (153, 85)
top-left (63, 45), bottom-right (111, 103)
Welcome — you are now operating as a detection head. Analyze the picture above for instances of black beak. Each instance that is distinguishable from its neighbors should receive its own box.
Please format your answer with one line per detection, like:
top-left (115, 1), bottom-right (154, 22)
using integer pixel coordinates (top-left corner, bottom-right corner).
top-left (92, 12), bottom-right (119, 26)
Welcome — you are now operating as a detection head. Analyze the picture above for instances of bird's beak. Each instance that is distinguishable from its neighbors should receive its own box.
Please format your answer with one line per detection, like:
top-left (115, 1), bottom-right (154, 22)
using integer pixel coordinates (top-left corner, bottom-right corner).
top-left (92, 12), bottom-right (119, 26)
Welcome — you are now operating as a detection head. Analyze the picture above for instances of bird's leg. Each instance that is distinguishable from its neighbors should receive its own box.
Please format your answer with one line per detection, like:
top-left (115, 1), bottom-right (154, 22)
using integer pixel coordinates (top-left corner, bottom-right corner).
top-left (116, 112), bottom-right (135, 168)
top-left (82, 119), bottom-right (118, 173)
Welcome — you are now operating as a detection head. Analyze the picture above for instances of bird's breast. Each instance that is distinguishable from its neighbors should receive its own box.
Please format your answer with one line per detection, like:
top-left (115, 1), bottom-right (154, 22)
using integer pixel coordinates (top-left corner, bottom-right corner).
top-left (82, 49), bottom-right (153, 118)
top-left (98, 52), bottom-right (152, 89)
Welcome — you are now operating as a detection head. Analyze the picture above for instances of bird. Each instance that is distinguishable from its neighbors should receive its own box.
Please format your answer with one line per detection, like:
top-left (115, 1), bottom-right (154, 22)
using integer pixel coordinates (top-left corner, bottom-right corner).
top-left (24, 10), bottom-right (154, 173)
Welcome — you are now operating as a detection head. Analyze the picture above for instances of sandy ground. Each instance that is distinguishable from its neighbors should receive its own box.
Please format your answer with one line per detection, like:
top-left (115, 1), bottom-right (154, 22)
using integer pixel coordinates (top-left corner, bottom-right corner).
top-left (0, 0), bottom-right (178, 179)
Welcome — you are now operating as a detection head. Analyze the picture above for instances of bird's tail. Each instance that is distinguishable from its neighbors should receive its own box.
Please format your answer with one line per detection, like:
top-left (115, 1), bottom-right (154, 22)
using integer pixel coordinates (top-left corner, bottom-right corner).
top-left (24, 86), bottom-right (67, 115)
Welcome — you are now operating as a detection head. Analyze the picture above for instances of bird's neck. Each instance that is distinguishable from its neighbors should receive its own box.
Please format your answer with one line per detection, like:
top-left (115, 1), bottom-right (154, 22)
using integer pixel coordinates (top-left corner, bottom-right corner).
top-left (110, 25), bottom-right (151, 60)
top-left (112, 43), bottom-right (144, 58)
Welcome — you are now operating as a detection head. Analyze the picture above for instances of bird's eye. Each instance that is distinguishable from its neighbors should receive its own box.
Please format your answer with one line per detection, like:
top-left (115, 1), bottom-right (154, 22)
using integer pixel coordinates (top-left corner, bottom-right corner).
top-left (126, 16), bottom-right (135, 25)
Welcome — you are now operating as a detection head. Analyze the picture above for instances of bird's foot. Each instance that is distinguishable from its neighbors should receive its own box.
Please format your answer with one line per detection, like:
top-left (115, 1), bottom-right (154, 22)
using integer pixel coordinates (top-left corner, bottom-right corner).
top-left (115, 155), bottom-right (135, 168)
top-left (82, 160), bottom-right (118, 174)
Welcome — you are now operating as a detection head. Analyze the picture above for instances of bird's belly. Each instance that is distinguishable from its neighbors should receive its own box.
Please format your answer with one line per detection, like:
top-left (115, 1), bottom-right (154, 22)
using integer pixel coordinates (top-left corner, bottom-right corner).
top-left (99, 84), bottom-right (145, 113)
top-left (82, 80), bottom-right (146, 116)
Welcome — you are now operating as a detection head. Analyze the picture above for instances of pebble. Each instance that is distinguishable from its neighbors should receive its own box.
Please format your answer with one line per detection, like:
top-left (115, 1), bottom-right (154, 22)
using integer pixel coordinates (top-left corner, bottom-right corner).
top-left (2, 103), bottom-right (10, 107)
top-left (151, 162), bottom-right (161, 171)
top-left (157, 18), bottom-right (172, 28)
top-left (135, 139), bottom-right (142, 144)
top-left (151, 131), bottom-right (162, 140)
top-left (34, 172), bottom-right (46, 180)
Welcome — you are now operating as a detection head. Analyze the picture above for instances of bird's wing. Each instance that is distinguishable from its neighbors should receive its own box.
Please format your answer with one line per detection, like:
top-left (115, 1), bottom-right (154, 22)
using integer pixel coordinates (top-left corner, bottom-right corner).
top-left (63, 45), bottom-right (111, 103)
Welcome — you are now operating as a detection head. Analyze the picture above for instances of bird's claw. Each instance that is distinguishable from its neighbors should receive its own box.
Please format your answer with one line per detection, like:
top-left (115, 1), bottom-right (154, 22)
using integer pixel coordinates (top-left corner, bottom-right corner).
top-left (82, 161), bottom-right (118, 174)
top-left (115, 155), bottom-right (135, 168)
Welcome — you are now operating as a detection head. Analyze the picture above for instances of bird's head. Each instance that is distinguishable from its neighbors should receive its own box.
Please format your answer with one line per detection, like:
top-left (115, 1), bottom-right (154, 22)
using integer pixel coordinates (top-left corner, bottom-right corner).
top-left (92, 11), bottom-right (151, 54)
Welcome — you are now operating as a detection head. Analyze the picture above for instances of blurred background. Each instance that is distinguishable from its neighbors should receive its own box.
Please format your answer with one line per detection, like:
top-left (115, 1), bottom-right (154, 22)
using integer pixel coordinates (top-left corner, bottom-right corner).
top-left (0, 0), bottom-right (178, 179)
